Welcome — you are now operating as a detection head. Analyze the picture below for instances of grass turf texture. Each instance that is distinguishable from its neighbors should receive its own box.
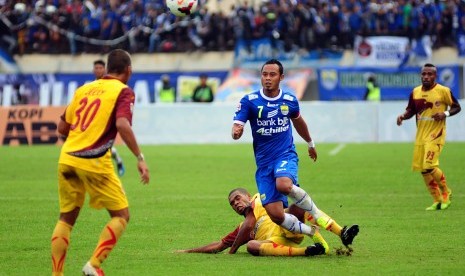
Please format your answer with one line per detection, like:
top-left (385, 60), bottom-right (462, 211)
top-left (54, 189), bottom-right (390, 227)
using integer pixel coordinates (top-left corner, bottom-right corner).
top-left (0, 143), bottom-right (464, 275)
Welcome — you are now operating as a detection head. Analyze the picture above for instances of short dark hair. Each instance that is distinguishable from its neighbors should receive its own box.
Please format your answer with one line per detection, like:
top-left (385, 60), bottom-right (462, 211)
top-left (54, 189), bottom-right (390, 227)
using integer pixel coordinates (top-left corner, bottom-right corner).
top-left (106, 49), bottom-right (131, 74)
top-left (261, 59), bottom-right (284, 75)
top-left (424, 63), bottom-right (436, 68)
top-left (94, 59), bottom-right (105, 67)
top-left (228, 188), bottom-right (250, 198)
top-left (422, 63), bottom-right (437, 73)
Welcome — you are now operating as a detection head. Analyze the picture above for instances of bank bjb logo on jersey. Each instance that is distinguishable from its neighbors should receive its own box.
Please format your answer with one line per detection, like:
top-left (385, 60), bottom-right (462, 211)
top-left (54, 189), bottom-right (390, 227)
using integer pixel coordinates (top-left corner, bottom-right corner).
top-left (280, 104), bottom-right (289, 116)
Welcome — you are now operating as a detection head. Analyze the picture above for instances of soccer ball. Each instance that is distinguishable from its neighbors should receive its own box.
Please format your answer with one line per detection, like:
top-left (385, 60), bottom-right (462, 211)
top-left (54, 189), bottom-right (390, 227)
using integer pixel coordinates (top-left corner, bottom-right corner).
top-left (166, 0), bottom-right (198, 17)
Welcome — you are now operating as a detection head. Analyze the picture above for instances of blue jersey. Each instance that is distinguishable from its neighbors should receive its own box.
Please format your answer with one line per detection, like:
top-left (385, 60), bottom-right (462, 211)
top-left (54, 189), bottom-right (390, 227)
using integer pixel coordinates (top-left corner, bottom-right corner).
top-left (233, 89), bottom-right (300, 167)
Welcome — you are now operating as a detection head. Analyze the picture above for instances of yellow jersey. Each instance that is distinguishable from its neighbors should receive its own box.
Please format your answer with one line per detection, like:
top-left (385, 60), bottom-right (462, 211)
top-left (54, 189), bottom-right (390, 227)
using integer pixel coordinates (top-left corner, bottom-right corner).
top-left (221, 194), bottom-right (304, 247)
top-left (59, 76), bottom-right (135, 173)
top-left (406, 83), bottom-right (455, 145)
top-left (250, 193), bottom-right (303, 243)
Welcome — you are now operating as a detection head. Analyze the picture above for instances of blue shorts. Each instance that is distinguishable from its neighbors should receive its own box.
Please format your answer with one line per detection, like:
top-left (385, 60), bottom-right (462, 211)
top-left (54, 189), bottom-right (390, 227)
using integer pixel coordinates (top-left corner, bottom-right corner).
top-left (255, 154), bottom-right (299, 207)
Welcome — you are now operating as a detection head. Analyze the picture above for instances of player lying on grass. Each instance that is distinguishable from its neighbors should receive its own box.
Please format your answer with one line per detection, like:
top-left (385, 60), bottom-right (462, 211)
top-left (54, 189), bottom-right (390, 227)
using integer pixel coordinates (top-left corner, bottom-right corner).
top-left (178, 187), bottom-right (325, 256)
top-left (179, 188), bottom-right (357, 256)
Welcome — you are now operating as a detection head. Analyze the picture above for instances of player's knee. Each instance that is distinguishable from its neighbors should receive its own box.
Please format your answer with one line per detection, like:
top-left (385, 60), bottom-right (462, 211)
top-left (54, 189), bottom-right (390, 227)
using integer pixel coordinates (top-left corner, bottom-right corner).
top-left (276, 178), bottom-right (293, 194)
top-left (246, 241), bottom-right (261, 256)
top-left (287, 204), bottom-right (305, 222)
top-left (109, 208), bottom-right (130, 222)
top-left (59, 207), bottom-right (81, 226)
top-left (269, 213), bottom-right (284, 225)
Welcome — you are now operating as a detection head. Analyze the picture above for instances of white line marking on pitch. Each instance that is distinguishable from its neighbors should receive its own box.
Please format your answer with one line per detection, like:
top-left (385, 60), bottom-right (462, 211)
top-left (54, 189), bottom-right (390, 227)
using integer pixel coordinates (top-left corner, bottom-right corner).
top-left (329, 143), bottom-right (346, 156)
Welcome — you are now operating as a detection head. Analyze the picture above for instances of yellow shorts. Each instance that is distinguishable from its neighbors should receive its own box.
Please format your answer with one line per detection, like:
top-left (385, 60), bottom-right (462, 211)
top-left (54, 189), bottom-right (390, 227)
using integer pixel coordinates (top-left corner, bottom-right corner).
top-left (57, 163), bottom-right (128, 212)
top-left (412, 143), bottom-right (442, 172)
top-left (268, 235), bottom-right (303, 247)
top-left (255, 219), bottom-right (304, 246)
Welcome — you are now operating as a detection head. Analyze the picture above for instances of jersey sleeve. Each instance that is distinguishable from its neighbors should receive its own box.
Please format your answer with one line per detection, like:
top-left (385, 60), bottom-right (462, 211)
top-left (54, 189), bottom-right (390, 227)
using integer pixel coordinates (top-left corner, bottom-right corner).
top-left (64, 97), bottom-right (80, 124)
top-left (289, 95), bottom-right (300, 119)
top-left (404, 92), bottom-right (416, 118)
top-left (221, 225), bottom-right (241, 247)
top-left (233, 96), bottom-right (250, 125)
top-left (115, 87), bottom-right (135, 125)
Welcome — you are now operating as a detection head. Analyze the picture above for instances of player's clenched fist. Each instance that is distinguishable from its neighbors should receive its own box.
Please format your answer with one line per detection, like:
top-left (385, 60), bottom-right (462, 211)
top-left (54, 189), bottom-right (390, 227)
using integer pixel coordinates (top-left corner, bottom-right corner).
top-left (232, 123), bottom-right (244, 140)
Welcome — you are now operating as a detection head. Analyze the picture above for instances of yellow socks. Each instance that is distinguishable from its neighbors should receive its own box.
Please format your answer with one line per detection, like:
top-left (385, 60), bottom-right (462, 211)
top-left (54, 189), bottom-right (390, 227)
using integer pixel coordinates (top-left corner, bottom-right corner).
top-left (431, 168), bottom-right (450, 202)
top-left (322, 218), bottom-right (342, 237)
top-left (422, 172), bottom-right (442, 203)
top-left (307, 211), bottom-right (343, 237)
top-left (259, 242), bottom-right (306, 256)
top-left (51, 220), bottom-right (72, 276)
top-left (90, 217), bottom-right (127, 268)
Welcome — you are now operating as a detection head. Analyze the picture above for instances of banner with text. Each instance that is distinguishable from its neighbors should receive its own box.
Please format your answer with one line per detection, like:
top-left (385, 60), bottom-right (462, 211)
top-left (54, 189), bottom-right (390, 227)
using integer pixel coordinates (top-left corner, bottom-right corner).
top-left (0, 71), bottom-right (228, 106)
top-left (0, 105), bottom-right (124, 146)
top-left (354, 36), bottom-right (410, 67)
top-left (317, 66), bottom-right (460, 101)
top-left (0, 105), bottom-right (65, 146)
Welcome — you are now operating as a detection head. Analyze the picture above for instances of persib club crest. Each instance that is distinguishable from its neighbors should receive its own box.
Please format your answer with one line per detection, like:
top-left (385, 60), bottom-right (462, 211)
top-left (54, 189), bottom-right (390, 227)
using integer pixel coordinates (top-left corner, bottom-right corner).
top-left (280, 104), bottom-right (289, 115)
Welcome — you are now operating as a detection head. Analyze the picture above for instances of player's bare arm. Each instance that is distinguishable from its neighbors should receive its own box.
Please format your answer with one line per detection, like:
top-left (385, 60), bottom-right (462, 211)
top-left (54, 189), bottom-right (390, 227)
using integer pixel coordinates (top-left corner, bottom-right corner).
top-left (177, 241), bottom-right (230, 254)
top-left (231, 123), bottom-right (244, 140)
top-left (229, 208), bottom-right (255, 254)
top-left (291, 115), bottom-right (317, 162)
top-left (116, 117), bottom-right (150, 184)
top-left (397, 108), bottom-right (416, 125)
top-left (57, 118), bottom-right (70, 137)
top-left (397, 94), bottom-right (416, 126)
top-left (432, 99), bottom-right (462, 121)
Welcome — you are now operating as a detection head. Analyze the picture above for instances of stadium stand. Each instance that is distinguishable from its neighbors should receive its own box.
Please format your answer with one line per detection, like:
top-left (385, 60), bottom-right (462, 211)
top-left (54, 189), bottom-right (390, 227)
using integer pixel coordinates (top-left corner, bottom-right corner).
top-left (1, 0), bottom-right (463, 55)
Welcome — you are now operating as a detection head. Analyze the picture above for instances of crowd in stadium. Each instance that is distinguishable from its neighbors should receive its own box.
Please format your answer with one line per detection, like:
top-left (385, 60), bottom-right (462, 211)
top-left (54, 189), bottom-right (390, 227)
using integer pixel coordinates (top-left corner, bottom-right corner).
top-left (0, 0), bottom-right (463, 55)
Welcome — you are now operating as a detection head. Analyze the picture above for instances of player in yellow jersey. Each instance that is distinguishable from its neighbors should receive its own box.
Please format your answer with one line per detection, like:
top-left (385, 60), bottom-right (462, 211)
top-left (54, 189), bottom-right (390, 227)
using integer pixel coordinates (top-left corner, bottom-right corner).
top-left (93, 59), bottom-right (126, 177)
top-left (51, 49), bottom-right (150, 276)
top-left (179, 188), bottom-right (356, 257)
top-left (397, 63), bottom-right (461, 211)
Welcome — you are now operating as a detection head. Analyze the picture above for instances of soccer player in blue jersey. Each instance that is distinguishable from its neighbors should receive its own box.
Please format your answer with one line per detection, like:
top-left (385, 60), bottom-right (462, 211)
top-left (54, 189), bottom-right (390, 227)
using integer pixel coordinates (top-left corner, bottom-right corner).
top-left (231, 59), bottom-right (359, 253)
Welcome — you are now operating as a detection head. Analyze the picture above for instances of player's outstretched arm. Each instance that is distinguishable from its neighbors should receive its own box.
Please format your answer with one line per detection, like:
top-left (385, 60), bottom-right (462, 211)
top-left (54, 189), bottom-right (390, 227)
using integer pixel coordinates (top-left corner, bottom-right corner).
top-left (291, 115), bottom-right (312, 144)
top-left (291, 115), bottom-right (317, 161)
top-left (116, 117), bottom-right (150, 184)
top-left (176, 241), bottom-right (230, 254)
top-left (229, 209), bottom-right (255, 254)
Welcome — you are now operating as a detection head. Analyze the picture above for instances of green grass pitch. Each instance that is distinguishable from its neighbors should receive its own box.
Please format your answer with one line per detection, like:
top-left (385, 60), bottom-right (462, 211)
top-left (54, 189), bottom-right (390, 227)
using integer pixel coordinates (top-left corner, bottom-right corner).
top-left (0, 142), bottom-right (464, 275)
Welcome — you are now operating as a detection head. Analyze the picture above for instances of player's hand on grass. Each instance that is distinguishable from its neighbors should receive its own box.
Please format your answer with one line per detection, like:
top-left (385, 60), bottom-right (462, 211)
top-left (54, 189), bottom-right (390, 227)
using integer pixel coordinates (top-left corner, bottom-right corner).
top-left (137, 161), bottom-right (150, 184)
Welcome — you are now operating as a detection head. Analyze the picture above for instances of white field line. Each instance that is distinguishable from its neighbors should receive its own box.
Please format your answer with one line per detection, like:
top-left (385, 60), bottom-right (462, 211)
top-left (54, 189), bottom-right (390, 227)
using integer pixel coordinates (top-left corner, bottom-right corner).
top-left (329, 143), bottom-right (346, 156)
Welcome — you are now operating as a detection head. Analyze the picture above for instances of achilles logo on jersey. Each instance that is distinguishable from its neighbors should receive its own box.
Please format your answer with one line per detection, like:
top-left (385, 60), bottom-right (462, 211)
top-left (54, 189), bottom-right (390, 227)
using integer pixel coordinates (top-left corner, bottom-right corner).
top-left (256, 125), bottom-right (290, 135)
